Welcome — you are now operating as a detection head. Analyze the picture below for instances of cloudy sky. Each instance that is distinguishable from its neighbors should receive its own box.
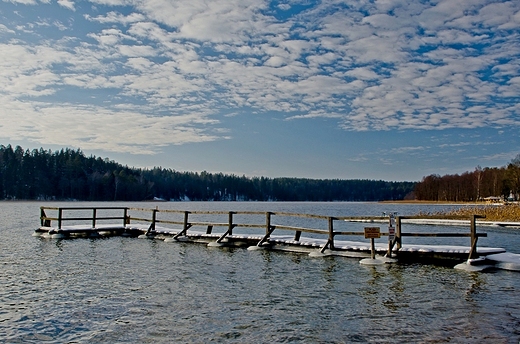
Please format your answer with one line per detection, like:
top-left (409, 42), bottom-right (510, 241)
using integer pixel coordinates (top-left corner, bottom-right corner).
top-left (1, 0), bottom-right (519, 181)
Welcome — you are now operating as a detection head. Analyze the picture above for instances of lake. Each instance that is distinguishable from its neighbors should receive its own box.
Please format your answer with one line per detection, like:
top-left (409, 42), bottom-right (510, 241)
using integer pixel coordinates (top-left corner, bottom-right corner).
top-left (1, 201), bottom-right (519, 343)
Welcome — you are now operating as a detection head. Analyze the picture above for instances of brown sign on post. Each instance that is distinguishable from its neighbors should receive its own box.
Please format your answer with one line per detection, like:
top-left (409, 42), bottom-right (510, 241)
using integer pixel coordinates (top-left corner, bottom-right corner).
top-left (364, 227), bottom-right (381, 239)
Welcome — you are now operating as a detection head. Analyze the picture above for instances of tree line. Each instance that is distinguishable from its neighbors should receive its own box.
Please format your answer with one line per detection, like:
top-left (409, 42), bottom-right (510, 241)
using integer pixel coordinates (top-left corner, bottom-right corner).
top-left (413, 154), bottom-right (520, 202)
top-left (0, 144), bottom-right (415, 202)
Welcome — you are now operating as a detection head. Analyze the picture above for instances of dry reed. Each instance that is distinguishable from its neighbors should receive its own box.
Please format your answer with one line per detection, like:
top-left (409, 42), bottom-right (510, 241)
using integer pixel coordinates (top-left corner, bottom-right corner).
top-left (421, 204), bottom-right (520, 222)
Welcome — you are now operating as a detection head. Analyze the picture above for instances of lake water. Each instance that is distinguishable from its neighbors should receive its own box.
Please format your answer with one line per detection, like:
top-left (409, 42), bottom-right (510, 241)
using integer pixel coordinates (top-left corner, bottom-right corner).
top-left (1, 201), bottom-right (519, 343)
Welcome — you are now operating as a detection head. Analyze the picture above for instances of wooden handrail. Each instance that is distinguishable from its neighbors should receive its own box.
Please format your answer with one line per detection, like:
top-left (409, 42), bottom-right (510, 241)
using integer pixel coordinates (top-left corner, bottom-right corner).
top-left (40, 206), bottom-right (487, 258)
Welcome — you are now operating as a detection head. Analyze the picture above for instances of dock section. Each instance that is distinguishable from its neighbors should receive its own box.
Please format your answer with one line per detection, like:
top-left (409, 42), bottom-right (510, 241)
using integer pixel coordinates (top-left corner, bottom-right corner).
top-left (35, 206), bottom-right (519, 271)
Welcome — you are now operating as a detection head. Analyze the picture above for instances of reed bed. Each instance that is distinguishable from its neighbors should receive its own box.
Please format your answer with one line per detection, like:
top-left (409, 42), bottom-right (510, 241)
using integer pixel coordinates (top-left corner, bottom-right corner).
top-left (421, 204), bottom-right (520, 222)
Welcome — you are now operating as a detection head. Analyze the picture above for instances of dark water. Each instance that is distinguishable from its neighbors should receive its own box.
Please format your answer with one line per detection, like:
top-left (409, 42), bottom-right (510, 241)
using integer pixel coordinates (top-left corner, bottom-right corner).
top-left (1, 202), bottom-right (519, 343)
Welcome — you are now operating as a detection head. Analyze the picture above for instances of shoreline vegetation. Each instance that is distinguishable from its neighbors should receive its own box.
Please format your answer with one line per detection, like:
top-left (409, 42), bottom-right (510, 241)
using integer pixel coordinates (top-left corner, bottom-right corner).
top-left (0, 144), bottom-right (415, 202)
top-left (412, 154), bottom-right (520, 203)
top-left (4, 198), bottom-right (520, 222)
top-left (1, 144), bottom-right (518, 215)
top-left (393, 201), bottom-right (520, 222)
top-left (426, 204), bottom-right (520, 222)
top-left (381, 200), bottom-right (520, 222)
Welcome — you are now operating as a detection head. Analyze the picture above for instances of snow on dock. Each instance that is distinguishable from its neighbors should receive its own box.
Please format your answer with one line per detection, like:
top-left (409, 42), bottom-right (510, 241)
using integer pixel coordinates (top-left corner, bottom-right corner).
top-left (35, 206), bottom-right (520, 272)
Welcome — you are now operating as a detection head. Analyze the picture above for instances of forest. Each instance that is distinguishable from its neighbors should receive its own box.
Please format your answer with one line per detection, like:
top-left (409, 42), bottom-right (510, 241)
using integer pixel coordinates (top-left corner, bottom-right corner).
top-left (0, 144), bottom-right (415, 202)
top-left (413, 154), bottom-right (520, 202)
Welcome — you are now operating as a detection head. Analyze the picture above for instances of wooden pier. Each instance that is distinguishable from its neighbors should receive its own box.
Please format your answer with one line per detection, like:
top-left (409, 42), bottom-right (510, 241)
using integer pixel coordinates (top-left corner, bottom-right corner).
top-left (34, 206), bottom-right (510, 267)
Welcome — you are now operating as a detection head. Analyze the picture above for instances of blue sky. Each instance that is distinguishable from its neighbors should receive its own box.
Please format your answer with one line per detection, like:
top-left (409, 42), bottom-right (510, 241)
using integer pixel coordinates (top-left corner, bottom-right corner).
top-left (0, 0), bottom-right (519, 182)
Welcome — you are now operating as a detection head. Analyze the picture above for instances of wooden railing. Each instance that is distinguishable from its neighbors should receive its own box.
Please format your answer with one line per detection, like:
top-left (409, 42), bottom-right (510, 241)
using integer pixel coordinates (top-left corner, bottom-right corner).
top-left (391, 215), bottom-right (487, 259)
top-left (40, 206), bottom-right (129, 229)
top-left (40, 206), bottom-right (487, 258)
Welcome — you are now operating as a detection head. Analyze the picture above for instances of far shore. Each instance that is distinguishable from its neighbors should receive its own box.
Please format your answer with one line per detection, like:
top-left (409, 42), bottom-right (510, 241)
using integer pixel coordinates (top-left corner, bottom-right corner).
top-left (379, 200), bottom-right (490, 205)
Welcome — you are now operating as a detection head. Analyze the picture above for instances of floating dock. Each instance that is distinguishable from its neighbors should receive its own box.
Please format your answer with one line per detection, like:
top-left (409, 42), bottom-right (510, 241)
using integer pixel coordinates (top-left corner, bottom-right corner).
top-left (34, 206), bottom-right (520, 272)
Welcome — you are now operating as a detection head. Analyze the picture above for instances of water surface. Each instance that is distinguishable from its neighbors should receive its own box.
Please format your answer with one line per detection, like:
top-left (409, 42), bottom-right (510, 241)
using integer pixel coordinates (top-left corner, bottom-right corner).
top-left (1, 202), bottom-right (519, 343)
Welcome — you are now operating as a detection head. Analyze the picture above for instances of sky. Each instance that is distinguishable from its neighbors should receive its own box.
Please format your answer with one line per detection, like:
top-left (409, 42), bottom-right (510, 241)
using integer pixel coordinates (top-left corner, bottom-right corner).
top-left (0, 0), bottom-right (519, 182)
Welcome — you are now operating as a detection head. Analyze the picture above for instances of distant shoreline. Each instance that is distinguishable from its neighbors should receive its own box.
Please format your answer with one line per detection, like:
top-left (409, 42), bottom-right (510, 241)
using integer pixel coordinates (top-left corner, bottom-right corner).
top-left (0, 199), bottom-right (505, 205)
top-left (379, 200), bottom-right (484, 205)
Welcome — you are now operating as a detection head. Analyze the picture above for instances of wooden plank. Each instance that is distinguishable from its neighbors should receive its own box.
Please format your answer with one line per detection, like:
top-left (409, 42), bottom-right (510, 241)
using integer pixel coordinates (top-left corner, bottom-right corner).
top-left (125, 216), bottom-right (152, 222)
top-left (129, 208), bottom-right (187, 214)
top-left (401, 233), bottom-right (487, 237)
top-left (273, 225), bottom-right (328, 235)
top-left (57, 207), bottom-right (128, 211)
top-left (56, 216), bottom-right (125, 221)
top-left (41, 206), bottom-right (60, 210)
top-left (170, 210), bottom-right (230, 215)
top-left (188, 221), bottom-right (229, 227)
top-left (41, 216), bottom-right (59, 221)
top-left (155, 219), bottom-right (185, 226)
top-left (339, 216), bottom-right (386, 221)
top-left (333, 231), bottom-right (367, 236)
top-left (233, 223), bottom-right (265, 229)
top-left (271, 212), bottom-right (332, 220)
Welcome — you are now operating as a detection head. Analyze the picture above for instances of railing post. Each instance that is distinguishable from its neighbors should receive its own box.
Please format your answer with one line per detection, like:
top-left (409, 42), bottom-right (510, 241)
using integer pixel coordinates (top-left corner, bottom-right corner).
top-left (318, 217), bottom-right (335, 253)
top-left (470, 214), bottom-right (476, 245)
top-left (256, 212), bottom-right (275, 247)
top-left (215, 211), bottom-right (236, 244)
top-left (328, 217), bottom-right (335, 250)
top-left (386, 213), bottom-right (396, 258)
top-left (265, 212), bottom-right (272, 236)
top-left (469, 214), bottom-right (478, 259)
top-left (183, 211), bottom-right (189, 233)
top-left (228, 211), bottom-right (234, 236)
top-left (40, 207), bottom-right (50, 227)
top-left (173, 211), bottom-right (191, 240)
top-left (147, 208), bottom-right (157, 233)
top-left (123, 208), bottom-right (129, 225)
top-left (58, 208), bottom-right (63, 229)
top-left (396, 216), bottom-right (402, 250)
top-left (92, 208), bottom-right (97, 228)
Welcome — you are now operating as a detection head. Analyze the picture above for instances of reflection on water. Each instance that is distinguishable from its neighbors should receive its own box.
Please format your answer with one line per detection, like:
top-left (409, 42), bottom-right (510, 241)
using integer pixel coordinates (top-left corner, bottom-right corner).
top-left (0, 201), bottom-right (519, 343)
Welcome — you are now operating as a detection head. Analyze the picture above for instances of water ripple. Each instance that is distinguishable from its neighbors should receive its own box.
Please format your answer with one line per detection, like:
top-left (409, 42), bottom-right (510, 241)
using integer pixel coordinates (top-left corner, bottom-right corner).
top-left (0, 202), bottom-right (519, 343)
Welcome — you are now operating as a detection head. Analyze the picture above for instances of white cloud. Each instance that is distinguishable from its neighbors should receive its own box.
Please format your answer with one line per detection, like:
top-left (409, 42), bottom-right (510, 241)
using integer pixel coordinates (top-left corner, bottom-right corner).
top-left (0, 24), bottom-right (16, 34)
top-left (264, 56), bottom-right (286, 67)
top-left (130, 0), bottom-right (270, 44)
top-left (285, 111), bottom-right (344, 120)
top-left (0, 44), bottom-right (71, 96)
top-left (57, 0), bottom-right (75, 11)
top-left (0, 0), bottom-right (519, 158)
top-left (0, 97), bottom-right (226, 154)
top-left (118, 44), bottom-right (156, 57)
top-left (88, 0), bottom-right (132, 5)
top-left (345, 67), bottom-right (380, 81)
top-left (87, 28), bottom-right (136, 45)
top-left (86, 11), bottom-right (146, 25)
top-left (3, 0), bottom-right (38, 4)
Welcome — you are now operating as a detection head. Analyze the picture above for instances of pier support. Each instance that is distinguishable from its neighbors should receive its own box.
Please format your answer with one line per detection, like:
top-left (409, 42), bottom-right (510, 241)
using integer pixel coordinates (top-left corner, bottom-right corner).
top-left (173, 211), bottom-right (192, 240)
top-left (208, 212), bottom-right (236, 247)
top-left (249, 212), bottom-right (275, 250)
